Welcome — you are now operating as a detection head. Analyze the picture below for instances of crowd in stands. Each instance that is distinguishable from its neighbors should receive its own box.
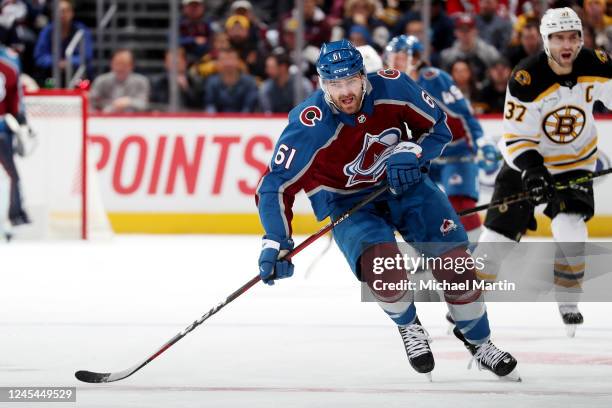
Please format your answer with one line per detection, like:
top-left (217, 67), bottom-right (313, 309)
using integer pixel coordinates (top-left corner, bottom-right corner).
top-left (1, 0), bottom-right (611, 114)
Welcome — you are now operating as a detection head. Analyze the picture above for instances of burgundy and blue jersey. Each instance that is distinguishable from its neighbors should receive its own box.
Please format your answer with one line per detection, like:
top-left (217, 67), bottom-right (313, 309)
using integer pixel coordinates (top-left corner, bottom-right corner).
top-left (256, 70), bottom-right (454, 240)
top-left (0, 46), bottom-right (21, 134)
top-left (416, 67), bottom-right (483, 158)
top-left (256, 70), bottom-right (452, 238)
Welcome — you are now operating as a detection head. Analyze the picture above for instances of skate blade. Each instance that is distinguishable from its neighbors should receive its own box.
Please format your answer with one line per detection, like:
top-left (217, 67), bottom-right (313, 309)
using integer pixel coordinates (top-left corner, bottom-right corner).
top-left (498, 367), bottom-right (522, 382)
top-left (565, 324), bottom-right (577, 338)
top-left (425, 372), bottom-right (433, 382)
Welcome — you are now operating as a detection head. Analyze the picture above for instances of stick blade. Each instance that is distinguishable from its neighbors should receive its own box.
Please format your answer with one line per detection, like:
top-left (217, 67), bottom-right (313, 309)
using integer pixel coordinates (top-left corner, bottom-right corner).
top-left (75, 370), bottom-right (111, 383)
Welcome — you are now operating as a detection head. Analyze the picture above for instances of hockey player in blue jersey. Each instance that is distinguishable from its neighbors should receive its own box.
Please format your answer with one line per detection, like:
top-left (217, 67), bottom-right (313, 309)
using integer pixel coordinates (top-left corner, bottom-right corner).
top-left (256, 39), bottom-right (519, 380)
top-left (385, 35), bottom-right (500, 242)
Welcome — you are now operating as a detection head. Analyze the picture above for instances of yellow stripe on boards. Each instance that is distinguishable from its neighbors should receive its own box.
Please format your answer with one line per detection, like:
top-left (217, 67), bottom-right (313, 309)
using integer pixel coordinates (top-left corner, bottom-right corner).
top-left (106, 213), bottom-right (612, 237)
top-left (107, 213), bottom-right (327, 234)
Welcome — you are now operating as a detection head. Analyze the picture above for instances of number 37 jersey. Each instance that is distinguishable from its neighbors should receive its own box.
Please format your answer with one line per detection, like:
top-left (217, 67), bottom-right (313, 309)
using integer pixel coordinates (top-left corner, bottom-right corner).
top-left (501, 49), bottom-right (612, 174)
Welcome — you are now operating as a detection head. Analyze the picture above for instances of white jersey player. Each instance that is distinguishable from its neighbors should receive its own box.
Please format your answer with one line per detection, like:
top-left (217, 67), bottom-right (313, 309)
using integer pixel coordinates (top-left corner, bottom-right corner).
top-left (475, 8), bottom-right (612, 337)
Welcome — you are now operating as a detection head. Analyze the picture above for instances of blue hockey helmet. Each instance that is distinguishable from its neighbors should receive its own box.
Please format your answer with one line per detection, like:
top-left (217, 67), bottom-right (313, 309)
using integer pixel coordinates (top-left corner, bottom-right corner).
top-left (316, 40), bottom-right (365, 81)
top-left (385, 35), bottom-right (423, 55)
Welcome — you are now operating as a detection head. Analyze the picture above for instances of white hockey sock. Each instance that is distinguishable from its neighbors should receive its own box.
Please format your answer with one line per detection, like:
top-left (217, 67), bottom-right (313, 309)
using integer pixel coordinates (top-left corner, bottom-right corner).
top-left (472, 227), bottom-right (517, 282)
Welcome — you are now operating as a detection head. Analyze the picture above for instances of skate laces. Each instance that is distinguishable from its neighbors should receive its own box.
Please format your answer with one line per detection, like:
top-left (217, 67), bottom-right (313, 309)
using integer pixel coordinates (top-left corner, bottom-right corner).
top-left (468, 341), bottom-right (507, 371)
top-left (399, 324), bottom-right (432, 358)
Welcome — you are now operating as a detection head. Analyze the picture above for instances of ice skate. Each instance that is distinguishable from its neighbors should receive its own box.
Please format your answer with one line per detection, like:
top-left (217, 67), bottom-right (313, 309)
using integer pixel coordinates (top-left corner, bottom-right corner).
top-left (559, 304), bottom-right (583, 338)
top-left (398, 318), bottom-right (434, 380)
top-left (453, 327), bottom-right (521, 381)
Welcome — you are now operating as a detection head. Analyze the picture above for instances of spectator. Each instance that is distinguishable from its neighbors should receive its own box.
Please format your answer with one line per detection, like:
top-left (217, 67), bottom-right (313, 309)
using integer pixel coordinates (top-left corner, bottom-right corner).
top-left (89, 49), bottom-right (150, 113)
top-left (0, 0), bottom-right (39, 75)
top-left (149, 48), bottom-right (204, 112)
top-left (204, 47), bottom-right (258, 113)
top-left (583, 0), bottom-right (612, 53)
top-left (450, 58), bottom-right (479, 103)
top-left (280, 0), bottom-right (332, 75)
top-left (440, 13), bottom-right (500, 81)
top-left (259, 50), bottom-right (313, 113)
top-left (475, 0), bottom-right (512, 51)
top-left (395, 6), bottom-right (455, 67)
top-left (504, 17), bottom-right (541, 68)
top-left (349, 24), bottom-right (374, 46)
top-left (280, 0), bottom-right (331, 50)
top-left (510, 0), bottom-right (545, 45)
top-left (334, 0), bottom-right (389, 50)
top-left (194, 31), bottom-right (232, 79)
top-left (394, 1), bottom-right (455, 54)
top-left (225, 14), bottom-right (267, 78)
top-left (33, 0), bottom-right (93, 86)
top-left (229, 1), bottom-right (269, 46)
top-left (473, 57), bottom-right (511, 114)
top-left (179, 0), bottom-right (214, 65)
top-left (446, 0), bottom-right (480, 14)
top-left (402, 15), bottom-right (425, 40)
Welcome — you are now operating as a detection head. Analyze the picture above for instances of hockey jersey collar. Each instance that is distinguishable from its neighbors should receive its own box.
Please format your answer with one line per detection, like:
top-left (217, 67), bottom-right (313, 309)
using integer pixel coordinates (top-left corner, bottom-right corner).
top-left (331, 77), bottom-right (374, 126)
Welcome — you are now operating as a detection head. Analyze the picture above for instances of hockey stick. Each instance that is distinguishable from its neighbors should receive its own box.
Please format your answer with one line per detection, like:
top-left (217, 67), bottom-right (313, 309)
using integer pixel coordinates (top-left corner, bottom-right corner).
top-left (458, 167), bottom-right (612, 217)
top-left (75, 185), bottom-right (388, 383)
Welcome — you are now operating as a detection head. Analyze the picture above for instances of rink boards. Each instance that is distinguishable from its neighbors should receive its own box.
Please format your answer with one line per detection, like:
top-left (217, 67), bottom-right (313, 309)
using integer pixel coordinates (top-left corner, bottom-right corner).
top-left (23, 114), bottom-right (612, 235)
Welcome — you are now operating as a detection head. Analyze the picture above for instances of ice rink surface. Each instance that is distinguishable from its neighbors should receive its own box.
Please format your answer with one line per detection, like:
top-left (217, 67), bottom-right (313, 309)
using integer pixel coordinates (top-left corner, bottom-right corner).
top-left (1, 235), bottom-right (612, 408)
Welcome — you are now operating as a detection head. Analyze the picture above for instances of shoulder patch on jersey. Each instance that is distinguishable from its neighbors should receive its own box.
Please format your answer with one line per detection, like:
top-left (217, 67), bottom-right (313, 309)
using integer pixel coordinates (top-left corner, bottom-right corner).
top-left (595, 49), bottom-right (609, 63)
top-left (299, 106), bottom-right (322, 127)
top-left (508, 52), bottom-right (566, 102)
top-left (377, 69), bottom-right (401, 79)
top-left (514, 70), bottom-right (531, 86)
top-left (572, 48), bottom-right (612, 79)
top-left (421, 68), bottom-right (439, 80)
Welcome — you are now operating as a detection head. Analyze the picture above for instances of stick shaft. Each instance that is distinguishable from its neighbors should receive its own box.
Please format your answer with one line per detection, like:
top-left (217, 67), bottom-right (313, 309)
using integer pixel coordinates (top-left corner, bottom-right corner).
top-left (459, 168), bottom-right (612, 217)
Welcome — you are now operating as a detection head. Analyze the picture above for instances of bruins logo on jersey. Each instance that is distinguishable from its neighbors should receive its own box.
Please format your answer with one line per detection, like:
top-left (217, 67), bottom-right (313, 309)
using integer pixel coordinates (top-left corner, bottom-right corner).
top-left (542, 105), bottom-right (586, 144)
top-left (595, 49), bottom-right (609, 63)
top-left (514, 70), bottom-right (531, 86)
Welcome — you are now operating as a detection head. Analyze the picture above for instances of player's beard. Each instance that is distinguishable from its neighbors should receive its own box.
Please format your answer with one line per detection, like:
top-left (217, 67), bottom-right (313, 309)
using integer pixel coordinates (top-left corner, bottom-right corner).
top-left (550, 46), bottom-right (580, 71)
top-left (334, 92), bottom-right (361, 114)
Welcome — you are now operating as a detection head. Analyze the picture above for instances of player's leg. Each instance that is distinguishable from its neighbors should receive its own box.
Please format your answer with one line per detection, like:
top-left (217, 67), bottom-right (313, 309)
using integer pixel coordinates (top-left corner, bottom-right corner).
top-left (545, 169), bottom-right (593, 337)
top-left (0, 133), bottom-right (14, 242)
top-left (393, 175), bottom-right (520, 379)
top-left (330, 200), bottom-right (434, 375)
top-left (473, 163), bottom-right (534, 283)
top-left (0, 131), bottom-right (28, 226)
top-left (0, 163), bottom-right (10, 242)
top-left (439, 161), bottom-right (482, 243)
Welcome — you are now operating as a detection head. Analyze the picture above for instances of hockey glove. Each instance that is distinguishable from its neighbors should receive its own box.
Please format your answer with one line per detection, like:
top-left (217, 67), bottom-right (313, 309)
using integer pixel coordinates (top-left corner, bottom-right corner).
top-left (522, 165), bottom-right (556, 205)
top-left (477, 143), bottom-right (500, 175)
top-left (386, 142), bottom-right (423, 195)
top-left (258, 234), bottom-right (295, 286)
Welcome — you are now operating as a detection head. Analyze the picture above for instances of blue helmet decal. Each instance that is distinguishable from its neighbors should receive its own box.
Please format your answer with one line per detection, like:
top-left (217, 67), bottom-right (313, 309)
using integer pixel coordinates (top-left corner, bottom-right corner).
top-left (385, 35), bottom-right (423, 55)
top-left (316, 40), bottom-right (365, 80)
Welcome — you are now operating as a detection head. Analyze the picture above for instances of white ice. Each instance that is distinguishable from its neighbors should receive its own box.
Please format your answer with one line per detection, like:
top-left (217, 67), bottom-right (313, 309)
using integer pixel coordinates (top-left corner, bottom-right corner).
top-left (1, 235), bottom-right (611, 407)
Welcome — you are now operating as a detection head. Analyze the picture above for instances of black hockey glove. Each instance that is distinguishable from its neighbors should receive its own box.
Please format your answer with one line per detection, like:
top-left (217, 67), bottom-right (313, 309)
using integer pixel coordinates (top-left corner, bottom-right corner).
top-left (521, 165), bottom-right (556, 205)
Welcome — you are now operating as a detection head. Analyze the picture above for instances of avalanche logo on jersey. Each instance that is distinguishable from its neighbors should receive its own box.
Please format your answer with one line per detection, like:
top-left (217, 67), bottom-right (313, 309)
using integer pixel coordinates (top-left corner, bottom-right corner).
top-left (377, 69), bottom-right (401, 79)
top-left (440, 219), bottom-right (457, 236)
top-left (300, 106), bottom-right (322, 127)
top-left (344, 127), bottom-right (401, 187)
